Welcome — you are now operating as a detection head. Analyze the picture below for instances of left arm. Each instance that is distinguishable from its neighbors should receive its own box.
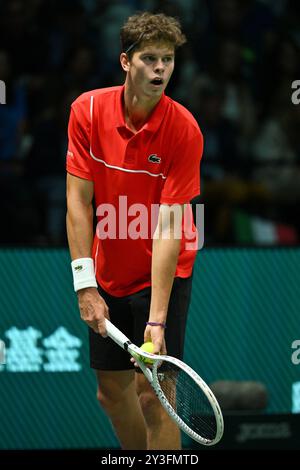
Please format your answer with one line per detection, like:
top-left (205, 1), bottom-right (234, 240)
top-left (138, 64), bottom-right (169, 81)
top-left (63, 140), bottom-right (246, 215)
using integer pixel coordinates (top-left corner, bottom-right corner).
top-left (144, 204), bottom-right (184, 354)
top-left (144, 127), bottom-right (203, 355)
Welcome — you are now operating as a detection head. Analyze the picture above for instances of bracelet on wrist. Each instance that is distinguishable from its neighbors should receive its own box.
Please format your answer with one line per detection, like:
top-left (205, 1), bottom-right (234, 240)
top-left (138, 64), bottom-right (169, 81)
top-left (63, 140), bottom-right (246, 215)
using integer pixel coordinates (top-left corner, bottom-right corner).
top-left (146, 321), bottom-right (167, 329)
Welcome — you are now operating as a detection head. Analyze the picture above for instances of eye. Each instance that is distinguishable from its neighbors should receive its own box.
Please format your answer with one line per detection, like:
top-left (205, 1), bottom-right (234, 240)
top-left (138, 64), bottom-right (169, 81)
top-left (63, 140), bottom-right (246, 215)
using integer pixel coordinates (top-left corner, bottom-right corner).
top-left (143, 55), bottom-right (155, 63)
top-left (163, 56), bottom-right (173, 63)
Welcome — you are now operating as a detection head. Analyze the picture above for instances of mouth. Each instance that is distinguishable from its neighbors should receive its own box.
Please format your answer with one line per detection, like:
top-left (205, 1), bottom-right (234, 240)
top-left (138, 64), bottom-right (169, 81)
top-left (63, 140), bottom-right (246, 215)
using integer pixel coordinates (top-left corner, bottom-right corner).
top-left (150, 77), bottom-right (164, 87)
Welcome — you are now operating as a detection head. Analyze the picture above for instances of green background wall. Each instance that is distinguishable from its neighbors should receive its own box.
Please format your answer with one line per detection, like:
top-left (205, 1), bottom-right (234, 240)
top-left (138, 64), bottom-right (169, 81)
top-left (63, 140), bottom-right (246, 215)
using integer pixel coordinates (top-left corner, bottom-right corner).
top-left (0, 248), bottom-right (299, 449)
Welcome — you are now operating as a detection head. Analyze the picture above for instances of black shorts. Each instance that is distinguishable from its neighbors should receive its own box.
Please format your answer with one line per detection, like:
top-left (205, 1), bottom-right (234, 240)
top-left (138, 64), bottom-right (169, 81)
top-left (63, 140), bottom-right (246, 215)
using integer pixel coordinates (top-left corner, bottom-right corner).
top-left (89, 276), bottom-right (193, 372)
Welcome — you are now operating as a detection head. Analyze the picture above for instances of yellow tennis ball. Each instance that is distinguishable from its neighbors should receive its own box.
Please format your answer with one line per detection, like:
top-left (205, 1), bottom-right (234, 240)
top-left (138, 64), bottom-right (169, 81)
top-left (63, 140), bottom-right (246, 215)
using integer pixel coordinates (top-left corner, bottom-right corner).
top-left (139, 342), bottom-right (156, 364)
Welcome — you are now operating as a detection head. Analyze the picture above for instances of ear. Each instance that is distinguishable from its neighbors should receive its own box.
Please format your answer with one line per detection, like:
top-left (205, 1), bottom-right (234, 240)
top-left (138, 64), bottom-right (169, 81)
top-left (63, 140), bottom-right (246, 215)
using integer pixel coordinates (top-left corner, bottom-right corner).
top-left (120, 53), bottom-right (130, 72)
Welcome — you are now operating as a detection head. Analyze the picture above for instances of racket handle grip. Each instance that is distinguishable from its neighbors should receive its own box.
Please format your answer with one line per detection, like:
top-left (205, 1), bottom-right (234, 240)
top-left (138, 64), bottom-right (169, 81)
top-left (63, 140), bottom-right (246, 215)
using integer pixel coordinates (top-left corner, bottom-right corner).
top-left (105, 319), bottom-right (131, 349)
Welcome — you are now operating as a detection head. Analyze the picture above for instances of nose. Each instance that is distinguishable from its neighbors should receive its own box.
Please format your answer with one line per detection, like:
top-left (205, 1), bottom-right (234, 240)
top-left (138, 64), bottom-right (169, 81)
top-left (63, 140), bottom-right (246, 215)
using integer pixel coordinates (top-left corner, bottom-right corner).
top-left (154, 59), bottom-right (164, 74)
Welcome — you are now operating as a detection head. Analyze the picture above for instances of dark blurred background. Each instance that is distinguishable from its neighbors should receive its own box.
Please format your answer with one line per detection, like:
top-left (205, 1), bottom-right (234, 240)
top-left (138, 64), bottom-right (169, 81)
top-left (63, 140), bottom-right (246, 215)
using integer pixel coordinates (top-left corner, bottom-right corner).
top-left (0, 0), bottom-right (300, 247)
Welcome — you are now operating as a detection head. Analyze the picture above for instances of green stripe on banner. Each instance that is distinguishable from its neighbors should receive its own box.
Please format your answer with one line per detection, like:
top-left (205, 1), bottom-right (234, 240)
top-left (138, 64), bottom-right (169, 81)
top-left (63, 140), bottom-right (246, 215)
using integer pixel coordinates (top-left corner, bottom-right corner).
top-left (233, 211), bottom-right (253, 243)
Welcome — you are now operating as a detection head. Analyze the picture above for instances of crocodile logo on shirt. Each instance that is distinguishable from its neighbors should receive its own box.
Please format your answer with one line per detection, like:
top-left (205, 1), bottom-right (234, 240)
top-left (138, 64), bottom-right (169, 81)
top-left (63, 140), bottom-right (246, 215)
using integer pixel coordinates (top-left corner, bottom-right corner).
top-left (148, 154), bottom-right (161, 164)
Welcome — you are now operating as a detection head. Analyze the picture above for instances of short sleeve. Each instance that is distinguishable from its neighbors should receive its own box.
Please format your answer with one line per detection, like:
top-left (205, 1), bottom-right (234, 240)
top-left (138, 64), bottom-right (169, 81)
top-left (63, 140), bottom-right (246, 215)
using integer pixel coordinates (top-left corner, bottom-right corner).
top-left (160, 129), bottom-right (203, 204)
top-left (66, 104), bottom-right (93, 181)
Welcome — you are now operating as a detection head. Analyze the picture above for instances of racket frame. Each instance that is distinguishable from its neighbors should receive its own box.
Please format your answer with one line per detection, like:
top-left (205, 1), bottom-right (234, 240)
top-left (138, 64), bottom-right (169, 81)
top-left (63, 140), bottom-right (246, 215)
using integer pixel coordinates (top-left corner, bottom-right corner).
top-left (105, 319), bottom-right (224, 445)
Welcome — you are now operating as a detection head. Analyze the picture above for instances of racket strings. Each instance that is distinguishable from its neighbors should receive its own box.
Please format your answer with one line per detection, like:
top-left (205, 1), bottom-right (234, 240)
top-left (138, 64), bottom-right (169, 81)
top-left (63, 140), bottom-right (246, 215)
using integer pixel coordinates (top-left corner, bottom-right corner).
top-left (157, 362), bottom-right (217, 441)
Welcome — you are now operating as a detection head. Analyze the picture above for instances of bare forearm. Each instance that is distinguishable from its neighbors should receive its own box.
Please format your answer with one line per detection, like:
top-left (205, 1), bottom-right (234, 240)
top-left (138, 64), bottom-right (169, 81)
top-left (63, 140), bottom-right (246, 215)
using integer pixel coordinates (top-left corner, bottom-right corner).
top-left (66, 175), bottom-right (108, 336)
top-left (149, 236), bottom-right (181, 323)
top-left (66, 202), bottom-right (94, 260)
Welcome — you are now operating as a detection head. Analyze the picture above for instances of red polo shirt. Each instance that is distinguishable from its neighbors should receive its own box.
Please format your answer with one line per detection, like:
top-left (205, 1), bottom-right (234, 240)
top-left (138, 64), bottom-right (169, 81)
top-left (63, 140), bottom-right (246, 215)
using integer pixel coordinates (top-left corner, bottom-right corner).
top-left (67, 85), bottom-right (203, 296)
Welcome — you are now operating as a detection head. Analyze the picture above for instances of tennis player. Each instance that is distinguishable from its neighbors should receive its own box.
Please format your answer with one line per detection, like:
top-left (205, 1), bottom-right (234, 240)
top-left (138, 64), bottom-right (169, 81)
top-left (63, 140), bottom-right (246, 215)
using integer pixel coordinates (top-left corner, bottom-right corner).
top-left (66, 12), bottom-right (203, 450)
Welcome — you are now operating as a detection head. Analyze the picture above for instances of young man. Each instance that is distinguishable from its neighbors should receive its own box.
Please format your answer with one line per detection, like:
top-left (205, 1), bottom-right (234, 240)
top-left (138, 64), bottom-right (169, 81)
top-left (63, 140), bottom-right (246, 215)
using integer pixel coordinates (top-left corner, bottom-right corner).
top-left (66, 12), bottom-right (203, 450)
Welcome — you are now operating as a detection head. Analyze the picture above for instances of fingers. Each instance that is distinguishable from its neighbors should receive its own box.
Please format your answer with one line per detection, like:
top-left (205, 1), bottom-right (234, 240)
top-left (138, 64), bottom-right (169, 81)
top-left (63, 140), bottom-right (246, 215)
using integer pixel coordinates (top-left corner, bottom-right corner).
top-left (78, 289), bottom-right (110, 338)
top-left (130, 356), bottom-right (139, 368)
top-left (97, 315), bottom-right (108, 337)
top-left (159, 340), bottom-right (167, 356)
top-left (87, 304), bottom-right (109, 337)
top-left (88, 317), bottom-right (107, 336)
top-left (152, 341), bottom-right (162, 355)
top-left (96, 300), bottom-right (109, 337)
top-left (143, 325), bottom-right (166, 355)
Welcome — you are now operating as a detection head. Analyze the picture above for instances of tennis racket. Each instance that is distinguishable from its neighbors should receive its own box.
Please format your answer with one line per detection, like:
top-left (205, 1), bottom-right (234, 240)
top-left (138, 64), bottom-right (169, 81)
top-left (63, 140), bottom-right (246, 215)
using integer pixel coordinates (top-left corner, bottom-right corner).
top-left (105, 319), bottom-right (224, 446)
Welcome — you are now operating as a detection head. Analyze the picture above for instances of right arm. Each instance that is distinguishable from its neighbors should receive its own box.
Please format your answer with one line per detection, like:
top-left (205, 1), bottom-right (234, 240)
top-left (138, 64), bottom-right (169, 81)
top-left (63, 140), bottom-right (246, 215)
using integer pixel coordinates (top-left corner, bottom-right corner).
top-left (66, 172), bottom-right (109, 336)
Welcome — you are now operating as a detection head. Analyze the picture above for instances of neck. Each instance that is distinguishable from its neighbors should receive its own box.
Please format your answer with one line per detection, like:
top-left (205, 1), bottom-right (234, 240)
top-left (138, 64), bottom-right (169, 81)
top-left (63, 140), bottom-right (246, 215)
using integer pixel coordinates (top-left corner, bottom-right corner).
top-left (123, 82), bottom-right (162, 132)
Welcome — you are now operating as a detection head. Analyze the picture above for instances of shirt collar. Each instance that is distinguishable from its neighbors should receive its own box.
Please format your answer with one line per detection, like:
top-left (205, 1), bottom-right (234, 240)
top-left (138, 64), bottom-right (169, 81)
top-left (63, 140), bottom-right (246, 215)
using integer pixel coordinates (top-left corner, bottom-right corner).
top-left (115, 85), bottom-right (168, 134)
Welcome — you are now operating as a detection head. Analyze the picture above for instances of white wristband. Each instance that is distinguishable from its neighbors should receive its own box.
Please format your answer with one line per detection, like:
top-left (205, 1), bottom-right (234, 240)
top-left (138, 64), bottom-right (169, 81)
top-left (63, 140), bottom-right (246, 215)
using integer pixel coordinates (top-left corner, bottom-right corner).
top-left (71, 258), bottom-right (97, 292)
